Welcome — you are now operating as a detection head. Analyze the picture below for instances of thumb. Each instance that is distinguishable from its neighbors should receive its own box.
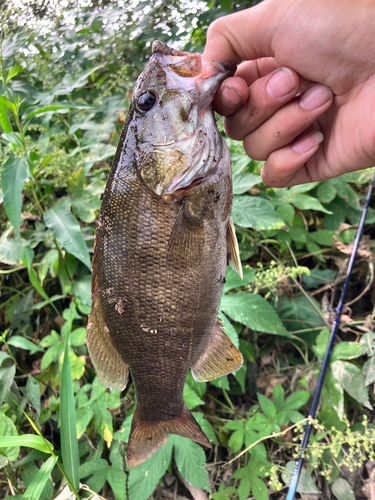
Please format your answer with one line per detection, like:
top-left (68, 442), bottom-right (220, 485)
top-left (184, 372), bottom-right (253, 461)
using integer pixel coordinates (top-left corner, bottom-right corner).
top-left (203, 1), bottom-right (277, 63)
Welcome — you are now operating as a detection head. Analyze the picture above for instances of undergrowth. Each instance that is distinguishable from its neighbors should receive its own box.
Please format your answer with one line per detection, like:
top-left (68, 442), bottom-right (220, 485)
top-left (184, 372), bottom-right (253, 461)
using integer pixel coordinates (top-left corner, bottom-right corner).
top-left (0, 2), bottom-right (375, 500)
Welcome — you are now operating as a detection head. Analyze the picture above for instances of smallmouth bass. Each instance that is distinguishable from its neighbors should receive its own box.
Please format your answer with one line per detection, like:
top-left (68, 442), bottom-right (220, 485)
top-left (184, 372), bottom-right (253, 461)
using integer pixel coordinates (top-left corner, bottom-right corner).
top-left (87, 41), bottom-right (243, 467)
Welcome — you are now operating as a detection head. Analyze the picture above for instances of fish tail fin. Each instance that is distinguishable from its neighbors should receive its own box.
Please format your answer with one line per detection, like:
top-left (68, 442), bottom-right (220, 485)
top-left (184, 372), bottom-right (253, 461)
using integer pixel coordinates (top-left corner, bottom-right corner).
top-left (126, 405), bottom-right (211, 467)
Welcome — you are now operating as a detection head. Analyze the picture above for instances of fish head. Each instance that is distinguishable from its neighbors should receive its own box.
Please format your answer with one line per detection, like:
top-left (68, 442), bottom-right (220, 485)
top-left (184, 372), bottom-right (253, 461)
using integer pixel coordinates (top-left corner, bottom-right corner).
top-left (130, 41), bottom-right (236, 200)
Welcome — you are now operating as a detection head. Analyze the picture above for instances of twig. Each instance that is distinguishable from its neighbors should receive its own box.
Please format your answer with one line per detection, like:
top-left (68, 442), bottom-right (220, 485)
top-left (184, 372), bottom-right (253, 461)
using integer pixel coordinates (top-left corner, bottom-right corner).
top-left (344, 261), bottom-right (374, 308)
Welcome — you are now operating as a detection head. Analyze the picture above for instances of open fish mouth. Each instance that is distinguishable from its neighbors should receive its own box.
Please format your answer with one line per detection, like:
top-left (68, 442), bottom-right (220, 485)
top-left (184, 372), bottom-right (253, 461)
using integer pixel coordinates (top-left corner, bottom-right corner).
top-left (149, 42), bottom-right (235, 198)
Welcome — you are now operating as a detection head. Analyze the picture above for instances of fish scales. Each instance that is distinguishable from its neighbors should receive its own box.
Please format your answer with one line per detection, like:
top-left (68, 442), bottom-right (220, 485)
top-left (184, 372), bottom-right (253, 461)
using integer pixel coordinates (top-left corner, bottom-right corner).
top-left (87, 41), bottom-right (243, 467)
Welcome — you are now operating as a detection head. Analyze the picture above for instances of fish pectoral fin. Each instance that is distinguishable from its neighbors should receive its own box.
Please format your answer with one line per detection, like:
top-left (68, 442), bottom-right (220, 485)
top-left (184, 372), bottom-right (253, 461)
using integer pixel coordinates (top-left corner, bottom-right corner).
top-left (126, 405), bottom-right (211, 467)
top-left (167, 205), bottom-right (204, 265)
top-left (191, 320), bottom-right (243, 382)
top-left (227, 217), bottom-right (243, 279)
top-left (87, 293), bottom-right (129, 391)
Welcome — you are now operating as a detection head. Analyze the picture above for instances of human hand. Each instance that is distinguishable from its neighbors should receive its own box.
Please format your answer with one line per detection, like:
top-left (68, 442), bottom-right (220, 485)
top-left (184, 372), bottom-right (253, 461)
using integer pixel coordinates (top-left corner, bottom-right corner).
top-left (203, 0), bottom-right (375, 187)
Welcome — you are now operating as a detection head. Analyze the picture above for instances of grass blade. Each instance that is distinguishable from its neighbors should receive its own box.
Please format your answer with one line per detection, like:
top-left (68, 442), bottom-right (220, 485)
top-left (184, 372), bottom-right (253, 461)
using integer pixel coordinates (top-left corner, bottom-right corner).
top-left (60, 328), bottom-right (80, 491)
top-left (22, 455), bottom-right (58, 500)
top-left (0, 435), bottom-right (53, 454)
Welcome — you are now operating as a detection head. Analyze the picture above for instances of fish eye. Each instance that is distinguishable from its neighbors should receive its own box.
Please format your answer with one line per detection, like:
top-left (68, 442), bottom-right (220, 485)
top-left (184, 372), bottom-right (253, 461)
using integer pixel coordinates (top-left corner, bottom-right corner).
top-left (136, 91), bottom-right (157, 112)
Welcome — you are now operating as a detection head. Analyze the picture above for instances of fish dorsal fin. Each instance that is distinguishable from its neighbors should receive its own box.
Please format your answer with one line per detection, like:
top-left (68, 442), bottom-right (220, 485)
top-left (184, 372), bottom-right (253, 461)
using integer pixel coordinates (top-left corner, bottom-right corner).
top-left (167, 205), bottom-right (204, 266)
top-left (227, 217), bottom-right (243, 279)
top-left (191, 320), bottom-right (243, 382)
top-left (87, 236), bottom-right (129, 391)
top-left (127, 405), bottom-right (211, 467)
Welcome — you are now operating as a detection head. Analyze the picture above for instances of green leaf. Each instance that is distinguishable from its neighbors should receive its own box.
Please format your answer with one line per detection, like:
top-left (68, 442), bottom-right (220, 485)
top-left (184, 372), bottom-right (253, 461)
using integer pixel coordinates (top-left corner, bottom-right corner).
top-left (93, 402), bottom-right (113, 447)
top-left (331, 360), bottom-right (372, 409)
top-left (0, 356), bottom-right (16, 406)
top-left (283, 390), bottom-right (310, 411)
top-left (41, 344), bottom-right (61, 370)
top-left (303, 269), bottom-right (337, 289)
top-left (331, 478), bottom-right (355, 500)
top-left (1, 157), bottom-right (28, 238)
top-left (44, 204), bottom-right (90, 268)
top-left (276, 203), bottom-right (295, 227)
top-left (218, 313), bottom-right (239, 347)
top-left (220, 293), bottom-right (291, 337)
top-left (273, 384), bottom-right (284, 409)
top-left (72, 274), bottom-right (92, 306)
top-left (232, 196), bottom-right (284, 230)
top-left (288, 182), bottom-right (320, 194)
top-left (171, 435), bottom-right (211, 491)
top-left (6, 64), bottom-right (23, 81)
top-left (192, 412), bottom-right (218, 444)
top-left (331, 342), bottom-right (362, 361)
top-left (232, 172), bottom-right (262, 195)
top-left (309, 230), bottom-right (334, 246)
top-left (257, 394), bottom-right (276, 419)
top-left (210, 375), bottom-right (229, 390)
top-left (183, 383), bottom-right (204, 409)
top-left (313, 328), bottom-right (329, 360)
top-left (291, 194), bottom-right (332, 214)
top-left (282, 461), bottom-right (320, 493)
top-left (239, 339), bottom-right (256, 362)
top-left (22, 247), bottom-right (57, 312)
top-left (320, 367), bottom-right (345, 423)
top-left (237, 477), bottom-right (251, 500)
top-left (0, 434), bottom-right (53, 454)
top-left (72, 191), bottom-right (101, 222)
top-left (68, 351), bottom-right (85, 380)
top-left (107, 465), bottom-right (127, 500)
top-left (0, 96), bottom-right (17, 116)
top-left (60, 329), bottom-right (80, 491)
top-left (0, 237), bottom-right (24, 265)
top-left (0, 412), bottom-right (19, 461)
top-left (25, 102), bottom-right (92, 120)
top-left (76, 407), bottom-right (94, 439)
top-left (26, 376), bottom-right (41, 415)
top-left (0, 103), bottom-right (12, 132)
top-left (223, 266), bottom-right (256, 294)
top-left (278, 295), bottom-right (324, 341)
top-left (22, 455), bottom-right (58, 500)
top-left (234, 363), bottom-right (247, 393)
top-left (128, 439), bottom-right (173, 500)
top-left (228, 428), bottom-right (245, 453)
top-left (251, 475), bottom-right (269, 500)
top-left (70, 327), bottom-right (87, 346)
top-left (7, 336), bottom-right (43, 354)
top-left (80, 458), bottom-right (109, 478)
top-left (317, 181), bottom-right (337, 204)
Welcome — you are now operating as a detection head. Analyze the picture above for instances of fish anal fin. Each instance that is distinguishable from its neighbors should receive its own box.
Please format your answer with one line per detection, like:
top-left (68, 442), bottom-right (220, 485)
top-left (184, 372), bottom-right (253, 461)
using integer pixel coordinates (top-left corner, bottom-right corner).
top-left (192, 320), bottom-right (243, 382)
top-left (227, 217), bottom-right (243, 279)
top-left (87, 292), bottom-right (129, 391)
top-left (167, 205), bottom-right (204, 266)
top-left (127, 405), bottom-right (211, 467)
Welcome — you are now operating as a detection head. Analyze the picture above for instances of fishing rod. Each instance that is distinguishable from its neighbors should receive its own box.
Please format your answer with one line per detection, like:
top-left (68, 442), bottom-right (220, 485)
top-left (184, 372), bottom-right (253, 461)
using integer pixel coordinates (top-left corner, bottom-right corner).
top-left (285, 169), bottom-right (375, 500)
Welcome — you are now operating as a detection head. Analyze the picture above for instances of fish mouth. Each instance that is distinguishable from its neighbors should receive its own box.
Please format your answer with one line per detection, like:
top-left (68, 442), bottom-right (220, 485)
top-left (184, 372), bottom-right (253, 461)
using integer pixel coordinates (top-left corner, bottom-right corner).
top-left (139, 42), bottom-right (235, 200)
top-left (151, 41), bottom-right (236, 108)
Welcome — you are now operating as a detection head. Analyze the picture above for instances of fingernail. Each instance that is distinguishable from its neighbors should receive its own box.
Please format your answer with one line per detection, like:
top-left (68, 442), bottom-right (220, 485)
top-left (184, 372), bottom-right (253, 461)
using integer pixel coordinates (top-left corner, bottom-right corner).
top-left (222, 86), bottom-right (243, 107)
top-left (266, 68), bottom-right (295, 98)
top-left (300, 85), bottom-right (332, 111)
top-left (292, 131), bottom-right (324, 154)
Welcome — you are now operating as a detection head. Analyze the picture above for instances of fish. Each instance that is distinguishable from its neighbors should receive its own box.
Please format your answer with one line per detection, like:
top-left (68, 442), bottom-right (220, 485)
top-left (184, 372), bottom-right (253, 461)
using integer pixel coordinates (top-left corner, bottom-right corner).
top-left (86, 40), bottom-right (243, 468)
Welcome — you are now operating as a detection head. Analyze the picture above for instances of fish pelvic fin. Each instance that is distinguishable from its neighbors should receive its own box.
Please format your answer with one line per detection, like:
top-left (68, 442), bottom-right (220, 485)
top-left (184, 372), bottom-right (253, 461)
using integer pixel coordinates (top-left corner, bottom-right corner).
top-left (227, 217), bottom-right (243, 279)
top-left (126, 405), bottom-right (211, 467)
top-left (191, 320), bottom-right (243, 382)
top-left (87, 292), bottom-right (129, 391)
